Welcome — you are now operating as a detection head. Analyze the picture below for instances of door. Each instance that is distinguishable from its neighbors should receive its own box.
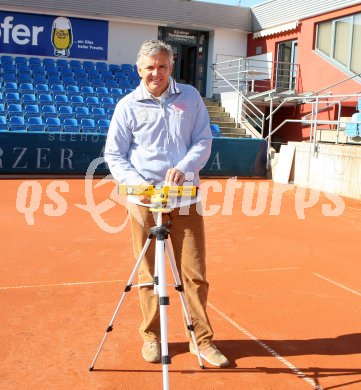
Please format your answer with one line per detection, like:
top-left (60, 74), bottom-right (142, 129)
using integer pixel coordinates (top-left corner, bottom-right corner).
top-left (276, 40), bottom-right (298, 91)
top-left (171, 44), bottom-right (197, 87)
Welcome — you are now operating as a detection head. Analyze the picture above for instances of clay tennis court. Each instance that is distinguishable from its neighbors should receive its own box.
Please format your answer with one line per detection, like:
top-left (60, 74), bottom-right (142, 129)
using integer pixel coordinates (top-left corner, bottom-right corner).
top-left (1, 177), bottom-right (360, 390)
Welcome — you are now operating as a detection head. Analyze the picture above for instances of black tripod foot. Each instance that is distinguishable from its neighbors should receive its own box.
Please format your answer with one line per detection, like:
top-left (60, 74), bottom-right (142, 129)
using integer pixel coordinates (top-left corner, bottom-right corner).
top-left (89, 366), bottom-right (94, 371)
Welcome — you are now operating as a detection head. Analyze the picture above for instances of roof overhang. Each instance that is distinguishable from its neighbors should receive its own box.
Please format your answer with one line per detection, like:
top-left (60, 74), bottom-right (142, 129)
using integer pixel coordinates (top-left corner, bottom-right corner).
top-left (253, 21), bottom-right (299, 38)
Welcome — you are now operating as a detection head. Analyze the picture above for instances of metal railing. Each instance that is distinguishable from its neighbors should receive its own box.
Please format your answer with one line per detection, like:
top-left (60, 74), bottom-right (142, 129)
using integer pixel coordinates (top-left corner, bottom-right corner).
top-left (211, 63), bottom-right (265, 136)
top-left (212, 57), bottom-right (299, 96)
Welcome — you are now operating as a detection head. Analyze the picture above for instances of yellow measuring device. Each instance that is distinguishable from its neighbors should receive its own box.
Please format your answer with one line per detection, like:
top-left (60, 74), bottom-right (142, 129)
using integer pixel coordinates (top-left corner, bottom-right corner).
top-left (118, 185), bottom-right (198, 212)
top-left (118, 185), bottom-right (197, 197)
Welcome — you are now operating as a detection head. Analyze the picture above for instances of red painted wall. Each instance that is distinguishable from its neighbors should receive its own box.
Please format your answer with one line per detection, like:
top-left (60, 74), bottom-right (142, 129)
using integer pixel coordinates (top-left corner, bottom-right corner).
top-left (248, 4), bottom-right (361, 141)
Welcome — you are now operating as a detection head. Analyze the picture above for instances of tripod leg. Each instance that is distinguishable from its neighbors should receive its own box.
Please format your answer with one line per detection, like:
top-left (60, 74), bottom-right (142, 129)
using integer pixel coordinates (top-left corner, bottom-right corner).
top-left (89, 237), bottom-right (153, 371)
top-left (155, 238), bottom-right (170, 390)
top-left (164, 239), bottom-right (205, 369)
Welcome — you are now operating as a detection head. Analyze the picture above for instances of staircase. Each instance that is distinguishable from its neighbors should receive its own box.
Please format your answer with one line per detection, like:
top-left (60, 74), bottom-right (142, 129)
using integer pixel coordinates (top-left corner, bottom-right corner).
top-left (203, 98), bottom-right (250, 138)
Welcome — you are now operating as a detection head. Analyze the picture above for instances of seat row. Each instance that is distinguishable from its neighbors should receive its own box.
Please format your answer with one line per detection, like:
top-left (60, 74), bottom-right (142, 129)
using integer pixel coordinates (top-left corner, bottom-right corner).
top-left (0, 55), bottom-right (136, 72)
top-left (0, 84), bottom-right (128, 101)
top-left (1, 93), bottom-right (119, 109)
top-left (2, 103), bottom-right (114, 120)
top-left (0, 115), bottom-right (110, 134)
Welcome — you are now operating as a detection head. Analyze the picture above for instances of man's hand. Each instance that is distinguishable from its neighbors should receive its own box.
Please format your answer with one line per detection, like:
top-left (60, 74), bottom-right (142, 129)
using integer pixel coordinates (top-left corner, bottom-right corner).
top-left (165, 168), bottom-right (185, 185)
top-left (139, 182), bottom-right (152, 204)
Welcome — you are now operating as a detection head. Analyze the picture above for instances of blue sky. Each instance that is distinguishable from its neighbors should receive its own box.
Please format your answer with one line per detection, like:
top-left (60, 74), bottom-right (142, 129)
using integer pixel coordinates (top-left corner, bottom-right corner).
top-left (195, 0), bottom-right (266, 6)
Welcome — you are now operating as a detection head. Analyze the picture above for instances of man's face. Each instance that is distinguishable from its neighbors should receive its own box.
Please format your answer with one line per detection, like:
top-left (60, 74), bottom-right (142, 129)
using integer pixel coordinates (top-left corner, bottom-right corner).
top-left (137, 51), bottom-right (173, 97)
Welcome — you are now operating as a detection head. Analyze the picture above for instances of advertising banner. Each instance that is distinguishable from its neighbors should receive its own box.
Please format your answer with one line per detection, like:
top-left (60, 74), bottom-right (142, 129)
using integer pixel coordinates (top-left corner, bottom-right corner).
top-left (0, 11), bottom-right (108, 60)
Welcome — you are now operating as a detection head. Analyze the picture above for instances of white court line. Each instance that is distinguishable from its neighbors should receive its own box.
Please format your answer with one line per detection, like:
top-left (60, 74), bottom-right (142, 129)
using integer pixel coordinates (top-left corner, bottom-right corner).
top-left (313, 273), bottom-right (361, 297)
top-left (0, 279), bottom-right (124, 291)
top-left (208, 302), bottom-right (322, 390)
top-left (247, 267), bottom-right (300, 272)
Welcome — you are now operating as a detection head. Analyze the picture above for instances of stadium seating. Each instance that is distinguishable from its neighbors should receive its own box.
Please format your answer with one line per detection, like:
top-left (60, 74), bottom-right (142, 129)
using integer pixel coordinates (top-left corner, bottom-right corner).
top-left (0, 54), bottom-right (140, 133)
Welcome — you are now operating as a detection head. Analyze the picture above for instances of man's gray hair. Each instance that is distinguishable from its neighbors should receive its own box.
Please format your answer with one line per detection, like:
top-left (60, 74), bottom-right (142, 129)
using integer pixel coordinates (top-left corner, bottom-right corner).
top-left (136, 39), bottom-right (174, 67)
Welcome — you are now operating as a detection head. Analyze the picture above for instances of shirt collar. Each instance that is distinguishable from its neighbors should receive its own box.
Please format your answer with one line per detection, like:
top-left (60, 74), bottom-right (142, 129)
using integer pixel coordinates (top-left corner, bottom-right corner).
top-left (134, 76), bottom-right (181, 102)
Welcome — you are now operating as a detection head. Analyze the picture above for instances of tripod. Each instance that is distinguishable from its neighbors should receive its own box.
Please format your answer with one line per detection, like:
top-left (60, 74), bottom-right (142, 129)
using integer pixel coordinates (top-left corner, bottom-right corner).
top-left (89, 198), bottom-right (204, 390)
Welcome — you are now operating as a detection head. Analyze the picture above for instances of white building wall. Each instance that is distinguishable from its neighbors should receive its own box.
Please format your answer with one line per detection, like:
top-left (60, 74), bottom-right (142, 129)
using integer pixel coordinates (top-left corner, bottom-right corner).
top-left (206, 28), bottom-right (248, 97)
top-left (108, 21), bottom-right (158, 65)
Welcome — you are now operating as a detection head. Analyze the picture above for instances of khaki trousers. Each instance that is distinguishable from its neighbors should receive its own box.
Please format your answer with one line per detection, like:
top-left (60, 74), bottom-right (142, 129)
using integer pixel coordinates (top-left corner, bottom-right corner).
top-left (127, 202), bottom-right (214, 349)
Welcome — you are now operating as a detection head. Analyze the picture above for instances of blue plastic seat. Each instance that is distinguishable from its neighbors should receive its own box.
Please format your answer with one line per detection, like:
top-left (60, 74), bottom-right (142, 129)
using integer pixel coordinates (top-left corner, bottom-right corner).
top-left (24, 104), bottom-right (40, 119)
top-left (8, 103), bottom-right (22, 116)
top-left (35, 84), bottom-right (49, 96)
top-left (96, 87), bottom-right (109, 98)
top-left (51, 84), bottom-right (65, 96)
top-left (74, 67), bottom-right (86, 77)
top-left (83, 61), bottom-right (95, 70)
top-left (15, 56), bottom-right (28, 65)
top-left (31, 64), bottom-right (45, 74)
top-left (62, 75), bottom-right (76, 86)
top-left (2, 72), bottom-right (16, 82)
top-left (20, 83), bottom-right (34, 94)
top-left (54, 94), bottom-right (69, 108)
top-left (58, 105), bottom-right (73, 121)
top-left (77, 76), bottom-right (91, 87)
top-left (45, 65), bottom-right (59, 76)
top-left (46, 117), bottom-right (62, 132)
top-left (81, 86), bottom-right (95, 98)
top-left (105, 79), bottom-right (118, 89)
top-left (48, 74), bottom-right (62, 85)
top-left (86, 96), bottom-right (100, 108)
top-left (0, 103), bottom-right (5, 116)
top-left (106, 107), bottom-right (115, 119)
top-left (97, 119), bottom-right (110, 134)
top-left (29, 57), bottom-right (41, 66)
top-left (9, 116), bottom-right (26, 131)
top-left (22, 94), bottom-right (37, 106)
top-left (2, 63), bottom-right (16, 72)
top-left (120, 64), bottom-right (134, 73)
top-left (101, 97), bottom-right (115, 110)
top-left (4, 82), bottom-right (18, 93)
top-left (65, 85), bottom-right (80, 97)
top-left (100, 70), bottom-right (113, 81)
top-left (1, 55), bottom-right (14, 64)
top-left (17, 64), bottom-right (31, 74)
top-left (60, 67), bottom-right (73, 77)
top-left (6, 92), bottom-right (21, 105)
top-left (118, 79), bottom-right (132, 90)
top-left (70, 95), bottom-right (84, 108)
top-left (41, 105), bottom-right (57, 119)
top-left (75, 106), bottom-right (90, 121)
top-left (38, 94), bottom-right (53, 107)
top-left (18, 73), bottom-right (32, 83)
top-left (63, 118), bottom-right (80, 133)
top-left (109, 64), bottom-right (121, 73)
top-left (43, 58), bottom-right (55, 67)
top-left (81, 118), bottom-right (96, 133)
top-left (56, 59), bottom-right (69, 68)
top-left (27, 116), bottom-right (44, 132)
top-left (91, 107), bottom-right (106, 121)
top-left (69, 60), bottom-right (81, 69)
top-left (33, 74), bottom-right (47, 84)
top-left (210, 123), bottom-right (221, 137)
top-left (96, 61), bottom-right (108, 69)
top-left (0, 115), bottom-right (8, 131)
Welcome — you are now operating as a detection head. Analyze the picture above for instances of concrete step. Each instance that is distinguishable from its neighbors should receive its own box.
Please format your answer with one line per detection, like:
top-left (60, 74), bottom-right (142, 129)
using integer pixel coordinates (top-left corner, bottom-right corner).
top-left (204, 100), bottom-right (221, 107)
top-left (208, 112), bottom-right (230, 119)
top-left (207, 106), bottom-right (226, 113)
top-left (217, 121), bottom-right (238, 128)
top-left (210, 116), bottom-right (234, 123)
top-left (220, 126), bottom-right (247, 135)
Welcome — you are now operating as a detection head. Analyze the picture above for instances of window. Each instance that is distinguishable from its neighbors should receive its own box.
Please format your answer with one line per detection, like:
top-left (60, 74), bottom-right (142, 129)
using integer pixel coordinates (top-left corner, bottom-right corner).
top-left (316, 13), bottom-right (361, 75)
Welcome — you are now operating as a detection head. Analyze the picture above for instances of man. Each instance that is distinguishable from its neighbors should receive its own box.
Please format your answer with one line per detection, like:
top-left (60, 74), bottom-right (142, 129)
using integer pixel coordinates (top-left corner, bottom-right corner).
top-left (104, 39), bottom-right (229, 368)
